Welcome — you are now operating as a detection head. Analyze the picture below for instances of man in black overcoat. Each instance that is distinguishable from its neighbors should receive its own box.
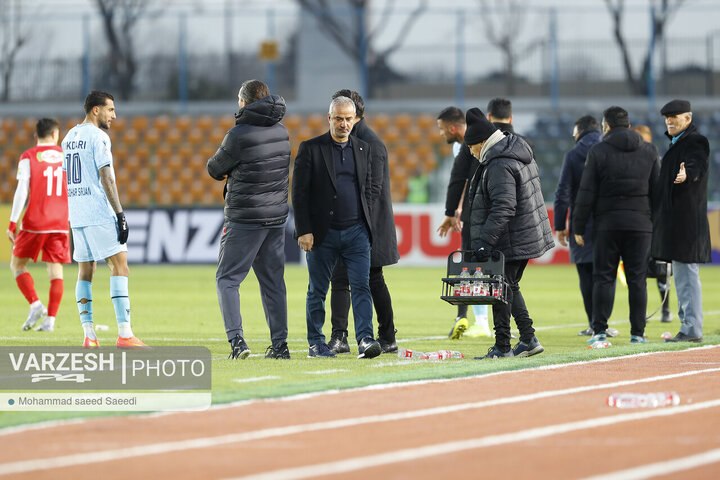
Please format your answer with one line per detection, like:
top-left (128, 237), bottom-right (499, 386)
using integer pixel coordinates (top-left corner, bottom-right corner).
top-left (652, 99), bottom-right (711, 343)
top-left (327, 90), bottom-right (400, 355)
top-left (292, 96), bottom-right (381, 359)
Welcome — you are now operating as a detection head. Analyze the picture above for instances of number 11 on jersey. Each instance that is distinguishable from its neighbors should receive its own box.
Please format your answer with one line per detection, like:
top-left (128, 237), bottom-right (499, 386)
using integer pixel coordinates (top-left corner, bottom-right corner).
top-left (43, 166), bottom-right (63, 196)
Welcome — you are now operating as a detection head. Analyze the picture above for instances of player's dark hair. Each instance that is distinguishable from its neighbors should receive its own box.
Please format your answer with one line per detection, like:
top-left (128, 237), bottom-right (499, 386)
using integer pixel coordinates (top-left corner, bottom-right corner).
top-left (35, 118), bottom-right (60, 138)
top-left (84, 90), bottom-right (114, 113)
top-left (603, 106), bottom-right (630, 128)
top-left (487, 97), bottom-right (512, 119)
top-left (574, 115), bottom-right (600, 134)
top-left (332, 89), bottom-right (365, 118)
top-left (239, 79), bottom-right (270, 105)
top-left (437, 106), bottom-right (464, 125)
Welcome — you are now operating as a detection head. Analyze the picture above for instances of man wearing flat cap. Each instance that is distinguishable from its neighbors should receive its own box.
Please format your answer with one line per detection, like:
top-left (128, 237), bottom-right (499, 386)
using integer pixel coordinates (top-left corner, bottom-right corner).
top-left (464, 108), bottom-right (554, 359)
top-left (652, 99), bottom-right (711, 343)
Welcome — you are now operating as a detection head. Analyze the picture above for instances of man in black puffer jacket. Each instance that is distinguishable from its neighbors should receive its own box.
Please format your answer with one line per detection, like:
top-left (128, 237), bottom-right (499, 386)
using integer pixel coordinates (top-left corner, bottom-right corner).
top-left (465, 108), bottom-right (554, 360)
top-left (572, 106), bottom-right (659, 346)
top-left (207, 79), bottom-right (291, 360)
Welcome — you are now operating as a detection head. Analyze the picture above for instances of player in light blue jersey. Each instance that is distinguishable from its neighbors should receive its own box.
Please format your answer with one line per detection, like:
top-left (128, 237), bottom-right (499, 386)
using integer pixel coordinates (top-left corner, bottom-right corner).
top-left (61, 90), bottom-right (147, 349)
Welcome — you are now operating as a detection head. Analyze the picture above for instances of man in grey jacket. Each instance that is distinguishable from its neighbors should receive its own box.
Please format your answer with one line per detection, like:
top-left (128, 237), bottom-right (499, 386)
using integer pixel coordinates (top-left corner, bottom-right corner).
top-left (465, 108), bottom-right (554, 359)
top-left (207, 79), bottom-right (291, 360)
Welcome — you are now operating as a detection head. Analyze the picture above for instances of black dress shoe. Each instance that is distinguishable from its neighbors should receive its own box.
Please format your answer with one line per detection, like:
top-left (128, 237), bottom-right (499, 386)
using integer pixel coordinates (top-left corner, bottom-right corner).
top-left (328, 332), bottom-right (350, 354)
top-left (378, 338), bottom-right (398, 354)
top-left (357, 337), bottom-right (381, 359)
top-left (665, 332), bottom-right (703, 343)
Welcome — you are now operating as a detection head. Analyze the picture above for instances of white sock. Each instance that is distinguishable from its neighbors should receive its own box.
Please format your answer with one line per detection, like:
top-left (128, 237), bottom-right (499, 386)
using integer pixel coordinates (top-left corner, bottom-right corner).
top-left (30, 299), bottom-right (43, 309)
top-left (82, 322), bottom-right (97, 340)
top-left (118, 322), bottom-right (134, 338)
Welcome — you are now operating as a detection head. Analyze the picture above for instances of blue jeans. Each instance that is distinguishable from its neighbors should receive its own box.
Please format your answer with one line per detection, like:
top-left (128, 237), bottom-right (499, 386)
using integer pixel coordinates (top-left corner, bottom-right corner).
top-left (672, 261), bottom-right (703, 337)
top-left (305, 223), bottom-right (373, 345)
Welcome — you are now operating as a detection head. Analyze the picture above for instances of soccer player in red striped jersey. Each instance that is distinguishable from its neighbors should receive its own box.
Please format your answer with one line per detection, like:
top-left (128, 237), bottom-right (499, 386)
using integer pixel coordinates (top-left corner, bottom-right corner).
top-left (7, 118), bottom-right (71, 332)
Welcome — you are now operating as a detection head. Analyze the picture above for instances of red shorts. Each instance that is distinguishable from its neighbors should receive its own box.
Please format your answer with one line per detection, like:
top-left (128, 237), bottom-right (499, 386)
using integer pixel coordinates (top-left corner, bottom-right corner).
top-left (12, 231), bottom-right (71, 264)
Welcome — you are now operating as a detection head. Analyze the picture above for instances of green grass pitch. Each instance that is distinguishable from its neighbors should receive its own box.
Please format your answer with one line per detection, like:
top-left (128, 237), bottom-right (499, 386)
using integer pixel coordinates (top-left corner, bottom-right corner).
top-left (1, 262), bottom-right (718, 428)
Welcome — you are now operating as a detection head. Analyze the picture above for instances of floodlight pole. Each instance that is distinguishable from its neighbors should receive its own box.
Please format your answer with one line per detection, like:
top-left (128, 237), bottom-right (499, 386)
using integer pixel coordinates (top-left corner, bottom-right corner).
top-left (647, 4), bottom-right (656, 113)
top-left (82, 14), bottom-right (90, 98)
top-left (549, 8), bottom-right (559, 111)
top-left (266, 8), bottom-right (276, 93)
top-left (178, 12), bottom-right (188, 113)
top-left (454, 10), bottom-right (465, 109)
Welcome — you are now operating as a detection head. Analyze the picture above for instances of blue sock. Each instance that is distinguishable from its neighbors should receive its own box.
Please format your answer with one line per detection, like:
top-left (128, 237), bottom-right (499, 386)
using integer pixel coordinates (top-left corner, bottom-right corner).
top-left (110, 276), bottom-right (131, 325)
top-left (76, 280), bottom-right (93, 324)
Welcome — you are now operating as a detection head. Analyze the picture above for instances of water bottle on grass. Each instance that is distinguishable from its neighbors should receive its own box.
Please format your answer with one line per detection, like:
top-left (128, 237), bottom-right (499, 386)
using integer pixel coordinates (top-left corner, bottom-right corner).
top-left (397, 349), bottom-right (427, 359)
top-left (607, 392), bottom-right (680, 408)
top-left (425, 350), bottom-right (464, 360)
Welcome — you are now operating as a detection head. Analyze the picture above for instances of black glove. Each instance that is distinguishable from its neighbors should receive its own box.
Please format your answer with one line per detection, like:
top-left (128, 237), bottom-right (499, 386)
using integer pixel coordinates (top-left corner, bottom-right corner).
top-left (117, 212), bottom-right (129, 244)
top-left (473, 240), bottom-right (493, 262)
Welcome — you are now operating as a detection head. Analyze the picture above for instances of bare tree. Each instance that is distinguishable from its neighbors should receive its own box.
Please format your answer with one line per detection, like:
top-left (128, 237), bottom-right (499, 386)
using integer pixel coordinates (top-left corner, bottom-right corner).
top-left (605, 0), bottom-right (687, 95)
top-left (94, 0), bottom-right (155, 99)
top-left (478, 0), bottom-right (527, 95)
top-left (0, 0), bottom-right (29, 101)
top-left (296, 0), bottom-right (428, 92)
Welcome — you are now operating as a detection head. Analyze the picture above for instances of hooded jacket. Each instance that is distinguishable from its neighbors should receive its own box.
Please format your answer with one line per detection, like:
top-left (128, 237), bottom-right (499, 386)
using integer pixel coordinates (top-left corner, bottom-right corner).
top-left (572, 127), bottom-right (659, 235)
top-left (469, 132), bottom-right (554, 261)
top-left (207, 95), bottom-right (291, 225)
top-left (651, 123), bottom-right (711, 263)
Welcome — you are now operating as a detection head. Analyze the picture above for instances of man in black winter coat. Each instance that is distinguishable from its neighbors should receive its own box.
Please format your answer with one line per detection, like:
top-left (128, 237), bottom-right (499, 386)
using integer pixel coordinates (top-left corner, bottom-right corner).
top-left (652, 99), bottom-right (711, 343)
top-left (573, 106), bottom-right (659, 345)
top-left (465, 108), bottom-right (554, 359)
top-left (207, 79), bottom-right (291, 360)
top-left (327, 90), bottom-right (400, 355)
top-left (554, 115), bottom-right (618, 337)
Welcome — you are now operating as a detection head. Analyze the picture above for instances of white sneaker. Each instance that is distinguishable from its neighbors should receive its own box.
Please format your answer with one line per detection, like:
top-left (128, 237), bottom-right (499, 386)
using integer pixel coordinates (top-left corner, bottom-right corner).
top-left (22, 302), bottom-right (47, 331)
top-left (34, 316), bottom-right (55, 332)
top-left (606, 328), bottom-right (620, 337)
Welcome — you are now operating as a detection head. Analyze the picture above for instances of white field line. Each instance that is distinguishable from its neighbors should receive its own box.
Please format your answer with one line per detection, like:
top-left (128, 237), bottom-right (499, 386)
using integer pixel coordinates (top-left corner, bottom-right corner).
top-left (579, 448), bottom-right (720, 480)
top-left (232, 377), bottom-right (279, 384)
top-left (304, 369), bottom-right (350, 375)
top-left (1, 345), bottom-right (718, 439)
top-left (227, 399), bottom-right (720, 480)
top-left (0, 367), bottom-right (718, 477)
top-left (2, 308), bottom-right (719, 343)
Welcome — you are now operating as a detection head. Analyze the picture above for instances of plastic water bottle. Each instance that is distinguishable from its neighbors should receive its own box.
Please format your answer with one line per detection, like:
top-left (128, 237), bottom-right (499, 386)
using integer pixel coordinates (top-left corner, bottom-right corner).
top-left (459, 267), bottom-right (471, 296)
top-left (425, 350), bottom-right (464, 360)
top-left (588, 340), bottom-right (612, 349)
top-left (491, 275), bottom-right (503, 298)
top-left (397, 349), bottom-right (428, 359)
top-left (607, 392), bottom-right (680, 408)
top-left (473, 267), bottom-right (486, 296)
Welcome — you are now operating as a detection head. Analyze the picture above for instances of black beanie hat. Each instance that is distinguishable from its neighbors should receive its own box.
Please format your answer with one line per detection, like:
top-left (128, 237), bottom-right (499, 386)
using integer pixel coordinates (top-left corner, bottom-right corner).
top-left (464, 108), bottom-right (498, 145)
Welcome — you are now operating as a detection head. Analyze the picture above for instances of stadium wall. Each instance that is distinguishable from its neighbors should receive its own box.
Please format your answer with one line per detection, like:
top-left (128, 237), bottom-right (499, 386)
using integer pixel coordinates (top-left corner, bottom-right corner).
top-left (5, 203), bottom-right (718, 266)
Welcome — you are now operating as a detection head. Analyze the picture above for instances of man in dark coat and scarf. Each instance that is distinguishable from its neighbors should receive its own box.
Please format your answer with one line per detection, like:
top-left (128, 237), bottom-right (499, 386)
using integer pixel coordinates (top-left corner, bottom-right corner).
top-left (652, 99), bottom-right (711, 343)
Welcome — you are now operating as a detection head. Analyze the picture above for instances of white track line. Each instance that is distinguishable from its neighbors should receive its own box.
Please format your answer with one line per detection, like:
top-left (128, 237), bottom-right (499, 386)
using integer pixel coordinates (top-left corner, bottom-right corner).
top-left (227, 399), bottom-right (720, 480)
top-left (579, 448), bottom-right (720, 480)
top-left (0, 366), bottom-right (718, 477)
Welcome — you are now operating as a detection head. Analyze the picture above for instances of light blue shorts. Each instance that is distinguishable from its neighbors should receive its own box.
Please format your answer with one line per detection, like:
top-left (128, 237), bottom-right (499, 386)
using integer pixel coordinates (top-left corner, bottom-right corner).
top-left (71, 222), bottom-right (127, 262)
